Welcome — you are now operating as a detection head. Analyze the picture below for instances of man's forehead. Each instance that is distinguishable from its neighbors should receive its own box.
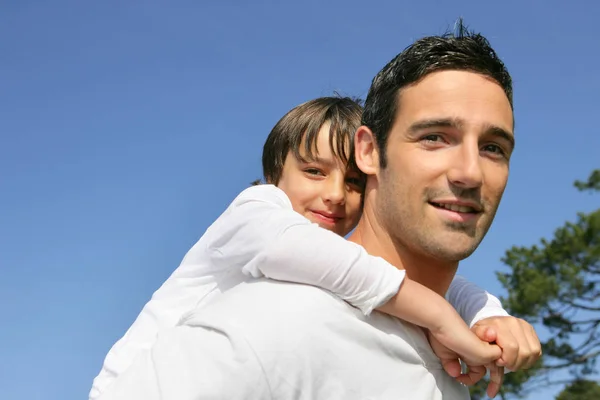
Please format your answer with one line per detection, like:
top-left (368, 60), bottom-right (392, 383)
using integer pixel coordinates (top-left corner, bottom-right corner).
top-left (394, 70), bottom-right (514, 131)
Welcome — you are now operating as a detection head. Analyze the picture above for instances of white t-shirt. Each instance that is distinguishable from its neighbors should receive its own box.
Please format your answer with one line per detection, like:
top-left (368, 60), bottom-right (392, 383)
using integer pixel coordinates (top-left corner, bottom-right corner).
top-left (90, 185), bottom-right (508, 399)
top-left (98, 279), bottom-right (471, 400)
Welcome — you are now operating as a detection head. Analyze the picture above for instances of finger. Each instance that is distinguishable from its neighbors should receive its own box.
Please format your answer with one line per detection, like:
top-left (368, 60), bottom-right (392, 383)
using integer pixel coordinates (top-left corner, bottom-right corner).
top-left (495, 326), bottom-right (519, 369)
top-left (507, 320), bottom-right (530, 371)
top-left (522, 322), bottom-right (542, 369)
top-left (461, 342), bottom-right (502, 366)
top-left (477, 341), bottom-right (502, 365)
top-left (441, 358), bottom-right (462, 378)
top-left (487, 364), bottom-right (504, 398)
top-left (487, 379), bottom-right (500, 398)
top-left (472, 324), bottom-right (498, 343)
top-left (455, 364), bottom-right (487, 386)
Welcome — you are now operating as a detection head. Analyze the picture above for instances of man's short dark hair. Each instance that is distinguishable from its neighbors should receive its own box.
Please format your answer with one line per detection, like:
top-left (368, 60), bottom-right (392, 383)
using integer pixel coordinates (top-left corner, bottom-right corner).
top-left (262, 95), bottom-right (364, 184)
top-left (362, 20), bottom-right (513, 167)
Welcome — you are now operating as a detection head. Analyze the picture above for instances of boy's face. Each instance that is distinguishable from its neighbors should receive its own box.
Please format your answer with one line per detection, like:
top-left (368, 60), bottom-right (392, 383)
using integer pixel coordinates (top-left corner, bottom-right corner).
top-left (277, 123), bottom-right (363, 237)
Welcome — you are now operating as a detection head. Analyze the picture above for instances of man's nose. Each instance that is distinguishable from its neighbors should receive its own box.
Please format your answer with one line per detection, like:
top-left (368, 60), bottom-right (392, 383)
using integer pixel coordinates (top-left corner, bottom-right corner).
top-left (447, 143), bottom-right (483, 189)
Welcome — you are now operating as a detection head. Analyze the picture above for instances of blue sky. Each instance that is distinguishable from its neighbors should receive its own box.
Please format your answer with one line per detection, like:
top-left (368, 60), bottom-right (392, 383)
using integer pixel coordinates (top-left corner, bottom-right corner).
top-left (1, 1), bottom-right (598, 399)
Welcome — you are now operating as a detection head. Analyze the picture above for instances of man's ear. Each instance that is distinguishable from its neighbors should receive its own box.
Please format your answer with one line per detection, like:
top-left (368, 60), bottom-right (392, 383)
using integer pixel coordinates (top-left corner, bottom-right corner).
top-left (354, 126), bottom-right (380, 175)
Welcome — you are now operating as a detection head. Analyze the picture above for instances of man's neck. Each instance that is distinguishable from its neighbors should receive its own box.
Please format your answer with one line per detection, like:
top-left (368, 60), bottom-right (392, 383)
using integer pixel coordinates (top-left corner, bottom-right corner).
top-left (348, 199), bottom-right (458, 297)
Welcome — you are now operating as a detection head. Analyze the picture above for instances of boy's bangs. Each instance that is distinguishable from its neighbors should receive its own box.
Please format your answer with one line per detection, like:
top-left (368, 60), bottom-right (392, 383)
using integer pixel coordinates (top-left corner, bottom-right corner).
top-left (262, 95), bottom-right (364, 185)
top-left (292, 120), bottom-right (351, 166)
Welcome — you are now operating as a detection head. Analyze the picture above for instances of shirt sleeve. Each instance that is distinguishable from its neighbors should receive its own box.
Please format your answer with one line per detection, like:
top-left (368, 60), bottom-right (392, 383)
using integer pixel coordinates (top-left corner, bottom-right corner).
top-left (446, 275), bottom-right (509, 327)
top-left (97, 324), bottom-right (271, 400)
top-left (206, 184), bottom-right (405, 315)
top-left (89, 187), bottom-right (285, 399)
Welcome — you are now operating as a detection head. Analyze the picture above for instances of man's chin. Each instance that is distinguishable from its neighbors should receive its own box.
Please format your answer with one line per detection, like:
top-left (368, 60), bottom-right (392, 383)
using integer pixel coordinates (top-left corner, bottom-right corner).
top-left (429, 235), bottom-right (481, 262)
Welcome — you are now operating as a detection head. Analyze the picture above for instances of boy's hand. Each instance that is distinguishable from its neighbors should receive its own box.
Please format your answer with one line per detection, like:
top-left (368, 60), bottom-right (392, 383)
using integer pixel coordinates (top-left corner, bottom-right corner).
top-left (471, 316), bottom-right (542, 371)
top-left (427, 332), bottom-right (503, 398)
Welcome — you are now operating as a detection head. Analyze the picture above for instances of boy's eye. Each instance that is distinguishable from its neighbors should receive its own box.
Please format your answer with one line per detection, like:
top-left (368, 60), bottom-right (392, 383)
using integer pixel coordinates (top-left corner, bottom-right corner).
top-left (345, 177), bottom-right (362, 186)
top-left (304, 168), bottom-right (325, 176)
top-left (345, 174), bottom-right (365, 191)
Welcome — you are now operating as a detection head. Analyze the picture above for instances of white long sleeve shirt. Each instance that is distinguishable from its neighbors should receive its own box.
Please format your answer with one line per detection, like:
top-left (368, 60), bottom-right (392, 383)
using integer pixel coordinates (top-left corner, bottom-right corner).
top-left (90, 184), bottom-right (508, 399)
top-left (98, 279), bottom-right (471, 400)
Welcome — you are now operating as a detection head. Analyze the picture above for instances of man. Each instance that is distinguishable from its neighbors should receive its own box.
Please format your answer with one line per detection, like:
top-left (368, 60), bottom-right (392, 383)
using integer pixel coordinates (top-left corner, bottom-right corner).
top-left (99, 24), bottom-right (540, 400)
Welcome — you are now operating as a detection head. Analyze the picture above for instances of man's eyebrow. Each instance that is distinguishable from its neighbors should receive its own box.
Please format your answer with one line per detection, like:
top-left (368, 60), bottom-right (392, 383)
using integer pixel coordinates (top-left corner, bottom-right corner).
top-left (486, 125), bottom-right (515, 151)
top-left (408, 117), bottom-right (515, 150)
top-left (408, 118), bottom-right (463, 133)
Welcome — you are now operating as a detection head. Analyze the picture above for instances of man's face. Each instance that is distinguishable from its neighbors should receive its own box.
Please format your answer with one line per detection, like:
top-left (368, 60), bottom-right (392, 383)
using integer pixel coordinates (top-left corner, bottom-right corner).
top-left (375, 70), bottom-right (514, 261)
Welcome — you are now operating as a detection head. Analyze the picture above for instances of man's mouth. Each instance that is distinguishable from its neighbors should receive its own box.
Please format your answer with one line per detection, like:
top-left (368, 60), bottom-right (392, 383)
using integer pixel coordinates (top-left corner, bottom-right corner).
top-left (429, 202), bottom-right (481, 214)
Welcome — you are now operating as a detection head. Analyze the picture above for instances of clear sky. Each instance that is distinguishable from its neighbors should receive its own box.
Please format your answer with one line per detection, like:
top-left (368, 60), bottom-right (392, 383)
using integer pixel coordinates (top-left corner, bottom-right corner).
top-left (1, 1), bottom-right (598, 399)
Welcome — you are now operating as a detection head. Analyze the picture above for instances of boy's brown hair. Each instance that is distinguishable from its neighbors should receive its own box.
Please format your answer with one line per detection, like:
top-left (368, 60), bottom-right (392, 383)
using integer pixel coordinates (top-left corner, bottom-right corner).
top-left (261, 95), bottom-right (364, 185)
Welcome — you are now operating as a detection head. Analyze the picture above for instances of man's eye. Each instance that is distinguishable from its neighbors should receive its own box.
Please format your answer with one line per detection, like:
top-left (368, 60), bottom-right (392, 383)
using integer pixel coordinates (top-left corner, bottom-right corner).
top-left (482, 144), bottom-right (505, 156)
top-left (422, 134), bottom-right (444, 143)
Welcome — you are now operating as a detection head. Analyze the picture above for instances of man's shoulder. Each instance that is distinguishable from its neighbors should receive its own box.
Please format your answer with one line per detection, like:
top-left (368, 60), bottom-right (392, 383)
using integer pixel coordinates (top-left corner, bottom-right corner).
top-left (180, 279), bottom-right (422, 361)
top-left (180, 280), bottom-right (360, 373)
top-left (178, 279), bottom-right (469, 400)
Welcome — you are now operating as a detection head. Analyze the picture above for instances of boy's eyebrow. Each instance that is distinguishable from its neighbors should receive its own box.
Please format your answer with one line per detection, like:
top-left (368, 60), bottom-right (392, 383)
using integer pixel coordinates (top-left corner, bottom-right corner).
top-left (299, 156), bottom-right (336, 168)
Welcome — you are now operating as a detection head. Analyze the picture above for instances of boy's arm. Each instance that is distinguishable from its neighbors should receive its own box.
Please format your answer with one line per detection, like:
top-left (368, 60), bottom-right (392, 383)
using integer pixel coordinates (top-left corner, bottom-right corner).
top-left (445, 275), bottom-right (509, 327)
top-left (243, 223), bottom-right (405, 315)
top-left (207, 184), bottom-right (405, 315)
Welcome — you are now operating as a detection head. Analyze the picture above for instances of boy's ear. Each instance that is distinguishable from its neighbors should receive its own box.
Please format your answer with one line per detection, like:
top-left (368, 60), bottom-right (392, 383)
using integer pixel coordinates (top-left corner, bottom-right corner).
top-left (354, 126), bottom-right (380, 176)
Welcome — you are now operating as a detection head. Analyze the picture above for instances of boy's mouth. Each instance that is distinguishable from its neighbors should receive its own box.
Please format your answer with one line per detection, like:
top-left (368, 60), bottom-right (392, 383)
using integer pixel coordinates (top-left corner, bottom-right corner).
top-left (310, 210), bottom-right (343, 225)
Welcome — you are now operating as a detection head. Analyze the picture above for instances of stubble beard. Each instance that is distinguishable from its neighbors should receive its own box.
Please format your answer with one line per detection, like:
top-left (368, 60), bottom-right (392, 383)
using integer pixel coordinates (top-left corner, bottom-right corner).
top-left (378, 188), bottom-right (496, 264)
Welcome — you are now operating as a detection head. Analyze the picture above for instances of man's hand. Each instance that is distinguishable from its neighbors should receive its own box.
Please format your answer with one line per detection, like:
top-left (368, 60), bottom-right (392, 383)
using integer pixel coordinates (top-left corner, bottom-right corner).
top-left (471, 316), bottom-right (542, 371)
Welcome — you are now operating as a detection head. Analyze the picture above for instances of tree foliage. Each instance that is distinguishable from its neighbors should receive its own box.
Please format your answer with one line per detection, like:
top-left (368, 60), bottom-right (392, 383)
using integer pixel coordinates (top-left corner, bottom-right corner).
top-left (471, 170), bottom-right (600, 399)
top-left (574, 170), bottom-right (600, 192)
top-left (555, 379), bottom-right (600, 400)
